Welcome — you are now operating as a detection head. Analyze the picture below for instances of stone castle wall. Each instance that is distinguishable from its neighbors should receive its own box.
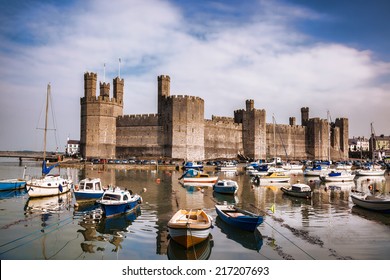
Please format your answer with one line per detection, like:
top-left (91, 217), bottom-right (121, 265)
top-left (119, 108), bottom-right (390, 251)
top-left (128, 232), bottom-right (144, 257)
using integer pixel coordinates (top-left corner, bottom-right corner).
top-left (204, 116), bottom-right (243, 160)
top-left (80, 72), bottom-right (349, 161)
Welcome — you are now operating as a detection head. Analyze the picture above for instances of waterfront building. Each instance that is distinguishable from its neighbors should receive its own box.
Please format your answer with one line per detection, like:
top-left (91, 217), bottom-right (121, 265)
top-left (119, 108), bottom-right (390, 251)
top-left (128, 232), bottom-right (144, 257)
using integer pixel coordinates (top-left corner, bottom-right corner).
top-left (66, 138), bottom-right (80, 156)
top-left (80, 73), bottom-right (349, 161)
top-left (370, 134), bottom-right (390, 160)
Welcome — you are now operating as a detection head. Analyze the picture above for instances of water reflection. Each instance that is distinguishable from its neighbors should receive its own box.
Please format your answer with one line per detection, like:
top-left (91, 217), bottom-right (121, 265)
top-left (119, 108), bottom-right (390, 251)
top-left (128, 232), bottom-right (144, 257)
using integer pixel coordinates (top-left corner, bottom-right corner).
top-left (77, 206), bottom-right (141, 254)
top-left (0, 188), bottom-right (27, 200)
top-left (167, 234), bottom-right (213, 260)
top-left (24, 192), bottom-right (73, 215)
top-left (215, 217), bottom-right (263, 252)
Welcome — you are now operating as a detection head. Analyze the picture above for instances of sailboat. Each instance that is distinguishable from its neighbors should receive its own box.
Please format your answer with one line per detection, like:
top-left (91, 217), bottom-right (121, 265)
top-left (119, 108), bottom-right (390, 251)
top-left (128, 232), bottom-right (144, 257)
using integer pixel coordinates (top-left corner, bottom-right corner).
top-left (355, 123), bottom-right (386, 176)
top-left (26, 84), bottom-right (73, 198)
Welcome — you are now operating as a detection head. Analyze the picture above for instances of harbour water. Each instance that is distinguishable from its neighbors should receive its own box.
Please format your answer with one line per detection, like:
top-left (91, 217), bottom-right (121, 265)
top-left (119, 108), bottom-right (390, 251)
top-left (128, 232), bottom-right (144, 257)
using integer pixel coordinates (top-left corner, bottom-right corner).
top-left (0, 159), bottom-right (389, 260)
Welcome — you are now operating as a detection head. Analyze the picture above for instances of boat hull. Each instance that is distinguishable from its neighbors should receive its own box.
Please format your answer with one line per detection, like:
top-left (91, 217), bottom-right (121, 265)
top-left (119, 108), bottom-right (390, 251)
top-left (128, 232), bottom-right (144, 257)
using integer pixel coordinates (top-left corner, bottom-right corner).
top-left (183, 176), bottom-right (218, 184)
top-left (281, 187), bottom-right (311, 198)
top-left (168, 209), bottom-right (212, 248)
top-left (356, 170), bottom-right (386, 176)
top-left (74, 191), bottom-right (104, 201)
top-left (351, 195), bottom-right (390, 212)
top-left (215, 205), bottom-right (263, 232)
top-left (0, 179), bottom-right (26, 191)
top-left (27, 176), bottom-right (72, 198)
top-left (213, 185), bottom-right (237, 194)
top-left (320, 175), bottom-right (355, 182)
top-left (99, 196), bottom-right (141, 217)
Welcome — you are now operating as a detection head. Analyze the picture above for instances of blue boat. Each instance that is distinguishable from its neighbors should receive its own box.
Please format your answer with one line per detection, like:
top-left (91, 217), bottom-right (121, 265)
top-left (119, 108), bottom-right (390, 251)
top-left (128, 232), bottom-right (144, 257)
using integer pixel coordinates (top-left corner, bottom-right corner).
top-left (182, 161), bottom-right (203, 170)
top-left (0, 179), bottom-right (26, 191)
top-left (0, 166), bottom-right (27, 191)
top-left (215, 204), bottom-right (263, 232)
top-left (213, 179), bottom-right (238, 194)
top-left (97, 187), bottom-right (142, 217)
top-left (74, 178), bottom-right (105, 202)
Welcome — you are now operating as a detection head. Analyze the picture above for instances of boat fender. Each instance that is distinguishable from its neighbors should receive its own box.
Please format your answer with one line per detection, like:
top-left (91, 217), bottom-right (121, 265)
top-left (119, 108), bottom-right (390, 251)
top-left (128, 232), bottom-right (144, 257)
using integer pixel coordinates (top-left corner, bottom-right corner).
top-left (59, 184), bottom-right (63, 192)
top-left (75, 184), bottom-right (79, 191)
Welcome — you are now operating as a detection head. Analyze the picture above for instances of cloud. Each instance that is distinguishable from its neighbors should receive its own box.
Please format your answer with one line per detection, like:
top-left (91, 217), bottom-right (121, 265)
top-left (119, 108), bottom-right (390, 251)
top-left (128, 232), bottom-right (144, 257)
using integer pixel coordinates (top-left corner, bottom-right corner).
top-left (0, 0), bottom-right (389, 151)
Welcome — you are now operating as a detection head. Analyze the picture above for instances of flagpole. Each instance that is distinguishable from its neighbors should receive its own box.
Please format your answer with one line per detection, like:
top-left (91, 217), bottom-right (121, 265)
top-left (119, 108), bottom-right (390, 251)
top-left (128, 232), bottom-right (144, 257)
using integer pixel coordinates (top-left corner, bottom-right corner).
top-left (118, 58), bottom-right (121, 79)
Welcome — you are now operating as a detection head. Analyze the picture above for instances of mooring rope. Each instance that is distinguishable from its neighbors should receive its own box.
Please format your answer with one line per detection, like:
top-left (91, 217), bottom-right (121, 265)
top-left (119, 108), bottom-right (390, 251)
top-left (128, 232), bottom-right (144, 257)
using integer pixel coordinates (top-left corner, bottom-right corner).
top-left (0, 215), bottom-right (74, 256)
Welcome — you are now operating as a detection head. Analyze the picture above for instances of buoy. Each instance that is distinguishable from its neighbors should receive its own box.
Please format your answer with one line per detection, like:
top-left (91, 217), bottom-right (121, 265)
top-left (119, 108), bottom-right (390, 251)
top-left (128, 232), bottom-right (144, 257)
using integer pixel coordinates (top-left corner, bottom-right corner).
top-left (156, 178), bottom-right (160, 183)
top-left (143, 188), bottom-right (147, 193)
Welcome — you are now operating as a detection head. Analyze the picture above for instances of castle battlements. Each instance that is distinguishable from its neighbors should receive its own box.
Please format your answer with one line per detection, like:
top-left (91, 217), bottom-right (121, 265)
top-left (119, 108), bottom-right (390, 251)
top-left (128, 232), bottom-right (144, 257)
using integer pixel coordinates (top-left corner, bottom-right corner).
top-left (117, 114), bottom-right (159, 127)
top-left (169, 95), bottom-right (204, 103)
top-left (81, 72), bottom-right (349, 161)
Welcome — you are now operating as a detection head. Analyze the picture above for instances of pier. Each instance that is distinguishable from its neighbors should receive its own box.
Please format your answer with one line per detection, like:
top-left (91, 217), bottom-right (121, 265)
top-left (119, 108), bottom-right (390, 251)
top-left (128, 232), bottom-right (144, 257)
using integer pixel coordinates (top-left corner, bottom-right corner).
top-left (0, 151), bottom-right (60, 163)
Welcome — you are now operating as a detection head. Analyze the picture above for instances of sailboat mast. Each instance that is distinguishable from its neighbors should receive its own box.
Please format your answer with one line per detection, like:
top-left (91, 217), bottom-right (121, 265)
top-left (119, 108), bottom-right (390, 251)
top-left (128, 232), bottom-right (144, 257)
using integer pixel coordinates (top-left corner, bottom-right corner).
top-left (43, 83), bottom-right (50, 161)
top-left (371, 122), bottom-right (374, 161)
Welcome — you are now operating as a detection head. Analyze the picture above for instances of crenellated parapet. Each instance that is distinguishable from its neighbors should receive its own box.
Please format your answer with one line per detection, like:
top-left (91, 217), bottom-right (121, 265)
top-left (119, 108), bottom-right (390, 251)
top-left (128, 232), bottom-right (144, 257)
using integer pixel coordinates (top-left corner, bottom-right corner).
top-left (169, 95), bottom-right (204, 103)
top-left (117, 114), bottom-right (159, 127)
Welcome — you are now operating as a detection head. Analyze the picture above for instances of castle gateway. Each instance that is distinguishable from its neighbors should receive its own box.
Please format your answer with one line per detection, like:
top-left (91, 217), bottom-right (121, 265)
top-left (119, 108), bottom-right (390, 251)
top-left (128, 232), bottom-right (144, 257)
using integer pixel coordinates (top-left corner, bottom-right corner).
top-left (80, 73), bottom-right (349, 161)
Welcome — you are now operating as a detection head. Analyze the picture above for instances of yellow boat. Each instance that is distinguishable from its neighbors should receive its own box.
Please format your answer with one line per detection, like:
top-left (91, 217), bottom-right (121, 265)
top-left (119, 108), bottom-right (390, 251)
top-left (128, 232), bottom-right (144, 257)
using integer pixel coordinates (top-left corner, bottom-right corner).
top-left (168, 209), bottom-right (212, 248)
top-left (252, 171), bottom-right (290, 184)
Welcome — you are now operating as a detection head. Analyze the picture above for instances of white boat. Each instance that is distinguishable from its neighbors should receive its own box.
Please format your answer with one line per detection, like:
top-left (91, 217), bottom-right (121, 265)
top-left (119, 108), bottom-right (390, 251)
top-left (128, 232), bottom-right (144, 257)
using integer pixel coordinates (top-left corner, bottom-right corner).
top-left (168, 209), bottom-right (212, 248)
top-left (351, 193), bottom-right (390, 212)
top-left (319, 170), bottom-right (355, 182)
top-left (216, 161), bottom-right (237, 172)
top-left (281, 183), bottom-right (312, 198)
top-left (213, 179), bottom-right (239, 194)
top-left (355, 165), bottom-right (386, 176)
top-left (97, 187), bottom-right (142, 217)
top-left (304, 165), bottom-right (328, 177)
top-left (26, 84), bottom-right (72, 198)
top-left (282, 162), bottom-right (304, 171)
top-left (27, 174), bottom-right (72, 198)
top-left (252, 172), bottom-right (290, 184)
top-left (74, 178), bottom-right (105, 201)
top-left (179, 169), bottom-right (218, 184)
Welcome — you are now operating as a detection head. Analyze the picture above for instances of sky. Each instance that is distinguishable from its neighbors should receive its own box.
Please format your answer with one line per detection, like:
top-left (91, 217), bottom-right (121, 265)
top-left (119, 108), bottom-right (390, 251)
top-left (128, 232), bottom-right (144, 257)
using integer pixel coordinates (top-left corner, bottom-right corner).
top-left (0, 0), bottom-right (389, 152)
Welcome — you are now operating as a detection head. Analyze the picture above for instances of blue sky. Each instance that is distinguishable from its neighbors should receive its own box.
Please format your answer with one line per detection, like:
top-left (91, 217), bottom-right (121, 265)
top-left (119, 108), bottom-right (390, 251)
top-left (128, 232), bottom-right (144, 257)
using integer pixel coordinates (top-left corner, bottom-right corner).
top-left (0, 0), bottom-right (389, 152)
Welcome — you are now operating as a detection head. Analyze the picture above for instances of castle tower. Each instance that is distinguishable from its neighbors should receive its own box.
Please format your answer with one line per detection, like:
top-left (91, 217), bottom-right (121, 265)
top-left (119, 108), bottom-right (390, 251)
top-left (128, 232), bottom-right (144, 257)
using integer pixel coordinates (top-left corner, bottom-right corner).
top-left (113, 77), bottom-right (124, 105)
top-left (99, 82), bottom-right (110, 99)
top-left (301, 107), bottom-right (309, 126)
top-left (241, 100), bottom-right (266, 160)
top-left (335, 118), bottom-right (349, 159)
top-left (163, 96), bottom-right (205, 161)
top-left (158, 75), bottom-right (170, 116)
top-left (289, 117), bottom-right (296, 126)
top-left (84, 72), bottom-right (97, 99)
top-left (306, 118), bottom-right (330, 160)
top-left (80, 72), bottom-right (123, 160)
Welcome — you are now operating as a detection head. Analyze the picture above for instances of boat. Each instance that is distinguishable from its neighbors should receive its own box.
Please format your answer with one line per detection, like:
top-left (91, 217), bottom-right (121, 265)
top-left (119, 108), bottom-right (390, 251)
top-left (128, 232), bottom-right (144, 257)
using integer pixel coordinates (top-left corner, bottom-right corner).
top-left (216, 161), bottom-right (237, 172)
top-left (182, 161), bottom-right (203, 170)
top-left (215, 204), bottom-right (263, 232)
top-left (0, 166), bottom-right (27, 191)
top-left (179, 168), bottom-right (218, 184)
top-left (74, 178), bottom-right (105, 202)
top-left (281, 183), bottom-right (312, 198)
top-left (257, 171), bottom-right (290, 183)
top-left (26, 84), bottom-right (72, 198)
top-left (167, 234), bottom-right (213, 260)
top-left (97, 186), bottom-right (142, 217)
top-left (355, 165), bottom-right (386, 176)
top-left (319, 170), bottom-right (355, 182)
top-left (304, 164), bottom-right (328, 176)
top-left (167, 209), bottom-right (212, 248)
top-left (213, 179), bottom-right (239, 194)
top-left (350, 193), bottom-right (390, 212)
top-left (0, 179), bottom-right (26, 191)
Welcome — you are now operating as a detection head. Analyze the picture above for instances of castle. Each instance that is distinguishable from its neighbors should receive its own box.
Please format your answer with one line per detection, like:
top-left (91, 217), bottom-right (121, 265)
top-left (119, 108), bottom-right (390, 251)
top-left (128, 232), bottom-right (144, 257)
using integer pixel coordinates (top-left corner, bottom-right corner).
top-left (80, 73), bottom-right (349, 161)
